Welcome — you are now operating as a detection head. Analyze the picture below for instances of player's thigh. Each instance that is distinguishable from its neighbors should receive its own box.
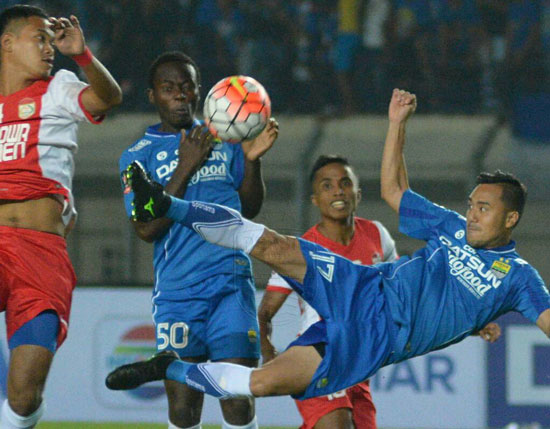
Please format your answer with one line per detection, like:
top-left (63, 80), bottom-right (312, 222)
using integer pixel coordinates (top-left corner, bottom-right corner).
top-left (164, 355), bottom-right (206, 425)
top-left (314, 408), bottom-right (354, 429)
top-left (250, 345), bottom-right (321, 397)
top-left (8, 345), bottom-right (53, 399)
top-left (217, 356), bottom-right (258, 423)
top-left (296, 390), bottom-right (354, 429)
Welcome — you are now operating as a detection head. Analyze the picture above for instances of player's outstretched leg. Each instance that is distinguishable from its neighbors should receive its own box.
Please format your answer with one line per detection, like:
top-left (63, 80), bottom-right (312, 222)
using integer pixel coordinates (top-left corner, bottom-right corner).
top-left (124, 161), bottom-right (307, 281)
top-left (106, 346), bottom-right (321, 399)
top-left (124, 161), bottom-right (266, 253)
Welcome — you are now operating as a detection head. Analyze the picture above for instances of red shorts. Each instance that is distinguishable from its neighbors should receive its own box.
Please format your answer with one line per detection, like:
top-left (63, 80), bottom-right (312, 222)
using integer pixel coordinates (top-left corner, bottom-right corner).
top-left (0, 226), bottom-right (76, 347)
top-left (296, 382), bottom-right (376, 429)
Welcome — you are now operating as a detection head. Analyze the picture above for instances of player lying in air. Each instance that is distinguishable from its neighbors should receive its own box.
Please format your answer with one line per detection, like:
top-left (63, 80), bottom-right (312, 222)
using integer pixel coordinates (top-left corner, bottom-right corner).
top-left (106, 89), bottom-right (550, 403)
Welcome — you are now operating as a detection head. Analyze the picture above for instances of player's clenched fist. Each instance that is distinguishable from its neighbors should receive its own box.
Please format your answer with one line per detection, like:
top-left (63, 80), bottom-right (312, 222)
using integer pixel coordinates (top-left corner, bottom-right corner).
top-left (388, 88), bottom-right (417, 124)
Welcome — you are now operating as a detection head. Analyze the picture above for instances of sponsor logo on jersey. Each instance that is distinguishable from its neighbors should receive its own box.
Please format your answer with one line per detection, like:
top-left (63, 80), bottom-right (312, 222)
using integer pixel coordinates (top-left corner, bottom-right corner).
top-left (18, 98), bottom-right (36, 120)
top-left (248, 329), bottom-right (257, 343)
top-left (128, 139), bottom-right (152, 152)
top-left (156, 151), bottom-right (167, 161)
top-left (0, 123), bottom-right (29, 162)
top-left (440, 235), bottom-right (502, 298)
top-left (455, 229), bottom-right (465, 239)
top-left (491, 258), bottom-right (511, 279)
top-left (156, 150), bottom-right (229, 183)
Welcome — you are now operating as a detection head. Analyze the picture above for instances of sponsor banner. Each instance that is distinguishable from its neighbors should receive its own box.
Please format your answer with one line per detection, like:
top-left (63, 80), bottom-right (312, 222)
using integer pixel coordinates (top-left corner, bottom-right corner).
top-left (488, 312), bottom-right (550, 427)
top-left (0, 289), bottom-right (489, 426)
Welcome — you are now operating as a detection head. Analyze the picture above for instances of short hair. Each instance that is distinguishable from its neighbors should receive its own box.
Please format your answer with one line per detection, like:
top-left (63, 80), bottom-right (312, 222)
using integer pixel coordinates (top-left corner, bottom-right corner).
top-left (0, 4), bottom-right (48, 36)
top-left (476, 170), bottom-right (527, 227)
top-left (309, 154), bottom-right (354, 184)
top-left (147, 51), bottom-right (201, 88)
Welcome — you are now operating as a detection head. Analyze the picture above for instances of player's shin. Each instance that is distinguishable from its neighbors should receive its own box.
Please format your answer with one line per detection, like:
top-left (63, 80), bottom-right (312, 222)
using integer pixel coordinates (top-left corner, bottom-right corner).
top-left (166, 198), bottom-right (265, 253)
top-left (166, 360), bottom-right (255, 399)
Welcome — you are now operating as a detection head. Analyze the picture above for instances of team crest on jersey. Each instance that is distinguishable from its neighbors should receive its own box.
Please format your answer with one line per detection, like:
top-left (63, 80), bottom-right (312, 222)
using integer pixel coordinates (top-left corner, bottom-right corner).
top-left (491, 258), bottom-right (511, 279)
top-left (18, 98), bottom-right (36, 119)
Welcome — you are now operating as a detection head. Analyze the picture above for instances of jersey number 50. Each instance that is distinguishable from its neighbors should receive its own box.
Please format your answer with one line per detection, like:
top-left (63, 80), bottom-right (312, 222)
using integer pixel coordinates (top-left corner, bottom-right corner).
top-left (157, 322), bottom-right (189, 349)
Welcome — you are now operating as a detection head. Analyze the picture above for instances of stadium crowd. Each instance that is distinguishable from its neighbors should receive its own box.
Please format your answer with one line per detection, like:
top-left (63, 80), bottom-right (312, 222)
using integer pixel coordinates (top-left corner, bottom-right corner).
top-left (7, 0), bottom-right (550, 114)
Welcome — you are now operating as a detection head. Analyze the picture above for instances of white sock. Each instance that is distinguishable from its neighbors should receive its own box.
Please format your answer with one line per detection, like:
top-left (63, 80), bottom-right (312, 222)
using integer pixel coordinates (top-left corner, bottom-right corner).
top-left (168, 421), bottom-right (201, 429)
top-left (0, 400), bottom-right (44, 429)
top-left (222, 416), bottom-right (258, 429)
top-left (167, 199), bottom-right (265, 253)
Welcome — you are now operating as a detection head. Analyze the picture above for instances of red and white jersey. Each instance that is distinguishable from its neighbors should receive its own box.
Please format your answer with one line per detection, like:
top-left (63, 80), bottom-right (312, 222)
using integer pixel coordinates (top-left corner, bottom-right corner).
top-left (0, 69), bottom-right (102, 224)
top-left (266, 217), bottom-right (398, 335)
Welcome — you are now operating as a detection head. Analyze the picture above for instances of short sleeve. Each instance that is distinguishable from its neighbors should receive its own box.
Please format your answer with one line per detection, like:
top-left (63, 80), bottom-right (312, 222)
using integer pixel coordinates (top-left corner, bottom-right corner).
top-left (230, 143), bottom-right (245, 189)
top-left (514, 267), bottom-right (550, 323)
top-left (266, 271), bottom-right (293, 295)
top-left (373, 220), bottom-right (399, 262)
top-left (119, 149), bottom-right (144, 218)
top-left (399, 190), bottom-right (455, 241)
top-left (50, 70), bottom-right (103, 124)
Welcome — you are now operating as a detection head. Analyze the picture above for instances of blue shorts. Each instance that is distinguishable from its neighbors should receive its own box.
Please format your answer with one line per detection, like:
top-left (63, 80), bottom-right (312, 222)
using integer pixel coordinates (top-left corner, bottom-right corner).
top-left (153, 273), bottom-right (260, 360)
top-left (283, 239), bottom-right (396, 399)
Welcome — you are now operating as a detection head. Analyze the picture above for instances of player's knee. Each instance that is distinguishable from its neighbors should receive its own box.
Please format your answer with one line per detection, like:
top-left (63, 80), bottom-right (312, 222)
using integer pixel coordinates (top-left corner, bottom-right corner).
top-left (7, 391), bottom-right (42, 417)
top-left (248, 369), bottom-right (283, 397)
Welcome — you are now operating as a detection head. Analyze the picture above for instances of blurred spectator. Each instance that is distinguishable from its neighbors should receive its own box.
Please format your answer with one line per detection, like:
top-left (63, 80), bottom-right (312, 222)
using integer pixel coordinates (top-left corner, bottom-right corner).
top-left (334, 0), bottom-right (362, 114)
top-left (356, 0), bottom-right (391, 112)
top-left (386, 0), bottom-right (435, 111)
top-left (436, 0), bottom-right (483, 113)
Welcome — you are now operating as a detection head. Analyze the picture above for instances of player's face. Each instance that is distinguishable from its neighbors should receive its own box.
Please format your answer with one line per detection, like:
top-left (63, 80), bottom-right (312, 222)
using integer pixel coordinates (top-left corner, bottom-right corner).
top-left (149, 62), bottom-right (200, 132)
top-left (466, 184), bottom-right (516, 249)
top-left (2, 16), bottom-right (55, 79)
top-left (311, 163), bottom-right (361, 222)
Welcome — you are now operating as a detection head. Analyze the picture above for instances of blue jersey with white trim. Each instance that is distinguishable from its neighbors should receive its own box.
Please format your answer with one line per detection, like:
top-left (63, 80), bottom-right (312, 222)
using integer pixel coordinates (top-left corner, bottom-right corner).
top-left (119, 120), bottom-right (252, 290)
top-left (379, 190), bottom-right (550, 362)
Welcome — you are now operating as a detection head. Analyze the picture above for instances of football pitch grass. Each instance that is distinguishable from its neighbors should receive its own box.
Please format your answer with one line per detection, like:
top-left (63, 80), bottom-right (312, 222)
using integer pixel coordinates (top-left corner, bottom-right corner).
top-left (37, 423), bottom-right (287, 429)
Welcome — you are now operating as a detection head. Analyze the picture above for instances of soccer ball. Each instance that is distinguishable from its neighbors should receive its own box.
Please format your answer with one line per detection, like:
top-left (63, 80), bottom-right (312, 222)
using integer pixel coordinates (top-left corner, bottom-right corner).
top-left (203, 75), bottom-right (271, 143)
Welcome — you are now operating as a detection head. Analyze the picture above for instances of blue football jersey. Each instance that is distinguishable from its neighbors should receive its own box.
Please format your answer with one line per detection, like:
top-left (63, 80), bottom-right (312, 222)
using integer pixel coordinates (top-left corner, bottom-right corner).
top-left (380, 190), bottom-right (550, 362)
top-left (119, 120), bottom-right (252, 291)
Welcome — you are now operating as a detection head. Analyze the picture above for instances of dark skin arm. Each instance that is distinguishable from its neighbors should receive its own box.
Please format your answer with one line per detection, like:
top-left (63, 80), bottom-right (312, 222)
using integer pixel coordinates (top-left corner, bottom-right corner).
top-left (258, 289), bottom-right (289, 364)
top-left (239, 118), bottom-right (279, 219)
top-left (133, 125), bottom-right (214, 242)
top-left (473, 322), bottom-right (501, 343)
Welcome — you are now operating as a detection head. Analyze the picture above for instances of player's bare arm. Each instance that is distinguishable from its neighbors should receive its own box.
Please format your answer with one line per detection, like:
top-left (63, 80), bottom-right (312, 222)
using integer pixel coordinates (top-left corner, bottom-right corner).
top-left (133, 125), bottom-right (215, 242)
top-left (258, 290), bottom-right (289, 363)
top-left (536, 308), bottom-right (550, 338)
top-left (50, 15), bottom-right (122, 115)
top-left (380, 89), bottom-right (416, 213)
top-left (239, 118), bottom-right (279, 218)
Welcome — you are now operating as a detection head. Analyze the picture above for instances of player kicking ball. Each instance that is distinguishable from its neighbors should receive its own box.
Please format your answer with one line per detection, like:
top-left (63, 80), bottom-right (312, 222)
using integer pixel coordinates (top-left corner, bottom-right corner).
top-left (107, 89), bottom-right (550, 404)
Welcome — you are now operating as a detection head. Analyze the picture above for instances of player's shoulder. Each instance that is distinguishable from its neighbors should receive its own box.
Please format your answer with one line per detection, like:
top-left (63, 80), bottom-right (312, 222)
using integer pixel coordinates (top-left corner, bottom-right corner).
top-left (51, 69), bottom-right (81, 83)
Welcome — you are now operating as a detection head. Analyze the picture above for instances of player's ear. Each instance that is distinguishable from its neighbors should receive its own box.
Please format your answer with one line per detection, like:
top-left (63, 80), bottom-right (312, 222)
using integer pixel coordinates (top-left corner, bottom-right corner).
top-left (0, 32), bottom-right (15, 54)
top-left (311, 192), bottom-right (319, 208)
top-left (147, 88), bottom-right (154, 104)
top-left (505, 210), bottom-right (519, 229)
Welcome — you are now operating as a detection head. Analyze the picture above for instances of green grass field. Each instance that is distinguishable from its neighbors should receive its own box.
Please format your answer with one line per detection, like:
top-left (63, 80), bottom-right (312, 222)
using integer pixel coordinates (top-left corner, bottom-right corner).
top-left (37, 423), bottom-right (287, 429)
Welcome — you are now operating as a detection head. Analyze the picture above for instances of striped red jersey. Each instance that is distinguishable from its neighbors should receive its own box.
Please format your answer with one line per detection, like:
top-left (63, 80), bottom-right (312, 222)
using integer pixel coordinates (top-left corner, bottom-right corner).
top-left (0, 69), bottom-right (102, 224)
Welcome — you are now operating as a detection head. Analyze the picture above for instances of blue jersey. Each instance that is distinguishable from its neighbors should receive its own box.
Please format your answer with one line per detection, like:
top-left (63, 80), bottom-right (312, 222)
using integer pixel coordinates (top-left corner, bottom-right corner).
top-left (381, 190), bottom-right (550, 363)
top-left (119, 120), bottom-right (252, 291)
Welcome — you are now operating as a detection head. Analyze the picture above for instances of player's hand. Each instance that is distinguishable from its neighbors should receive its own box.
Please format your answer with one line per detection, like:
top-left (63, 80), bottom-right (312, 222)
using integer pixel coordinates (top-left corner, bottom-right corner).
top-left (177, 125), bottom-right (215, 173)
top-left (49, 15), bottom-right (86, 57)
top-left (241, 118), bottom-right (279, 162)
top-left (261, 340), bottom-right (278, 364)
top-left (388, 89), bottom-right (417, 124)
top-left (477, 322), bottom-right (501, 343)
